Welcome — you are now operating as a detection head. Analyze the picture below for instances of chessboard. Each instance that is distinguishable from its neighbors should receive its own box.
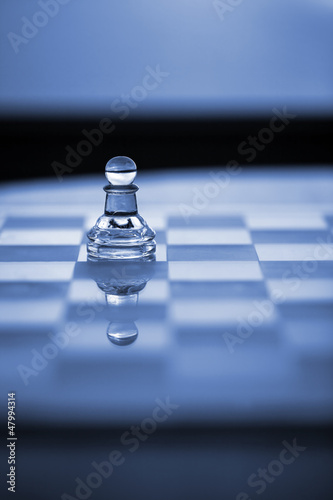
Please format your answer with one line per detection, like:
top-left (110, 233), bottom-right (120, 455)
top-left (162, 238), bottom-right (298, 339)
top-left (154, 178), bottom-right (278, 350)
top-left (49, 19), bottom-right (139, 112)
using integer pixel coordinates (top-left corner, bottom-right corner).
top-left (0, 168), bottom-right (333, 428)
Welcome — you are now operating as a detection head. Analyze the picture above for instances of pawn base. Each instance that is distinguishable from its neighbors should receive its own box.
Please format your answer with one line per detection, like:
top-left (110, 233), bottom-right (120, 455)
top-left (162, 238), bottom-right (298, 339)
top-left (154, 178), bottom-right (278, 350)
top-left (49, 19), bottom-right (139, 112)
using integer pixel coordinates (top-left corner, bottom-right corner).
top-left (87, 241), bottom-right (156, 261)
top-left (87, 213), bottom-right (156, 261)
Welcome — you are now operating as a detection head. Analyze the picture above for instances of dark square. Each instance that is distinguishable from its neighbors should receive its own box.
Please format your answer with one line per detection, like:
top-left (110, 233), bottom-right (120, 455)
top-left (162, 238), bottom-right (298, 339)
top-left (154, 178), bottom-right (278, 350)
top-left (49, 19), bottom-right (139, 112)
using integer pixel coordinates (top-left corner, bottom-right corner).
top-left (168, 245), bottom-right (258, 261)
top-left (0, 246), bottom-right (80, 262)
top-left (251, 230), bottom-right (330, 244)
top-left (168, 216), bottom-right (245, 228)
top-left (3, 216), bottom-right (85, 229)
top-left (170, 281), bottom-right (268, 299)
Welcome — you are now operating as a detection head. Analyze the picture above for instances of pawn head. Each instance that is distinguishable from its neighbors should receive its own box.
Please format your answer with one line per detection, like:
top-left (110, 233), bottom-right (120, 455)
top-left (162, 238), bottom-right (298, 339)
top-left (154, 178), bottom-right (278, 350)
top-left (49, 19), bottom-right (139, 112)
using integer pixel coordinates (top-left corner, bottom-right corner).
top-left (105, 156), bottom-right (137, 186)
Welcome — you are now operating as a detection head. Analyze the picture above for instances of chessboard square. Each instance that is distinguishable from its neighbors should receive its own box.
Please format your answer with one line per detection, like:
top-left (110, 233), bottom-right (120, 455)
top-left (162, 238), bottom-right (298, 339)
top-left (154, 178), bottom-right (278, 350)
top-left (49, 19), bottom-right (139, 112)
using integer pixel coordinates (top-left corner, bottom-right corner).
top-left (251, 230), bottom-right (330, 244)
top-left (260, 261), bottom-right (333, 279)
top-left (170, 281), bottom-right (268, 299)
top-left (255, 244), bottom-right (333, 261)
top-left (144, 213), bottom-right (167, 231)
top-left (154, 230), bottom-right (167, 244)
top-left (176, 326), bottom-right (227, 346)
top-left (0, 282), bottom-right (69, 300)
top-left (0, 229), bottom-right (83, 246)
top-left (139, 279), bottom-right (169, 302)
top-left (167, 228), bottom-right (251, 245)
top-left (176, 325), bottom-right (280, 348)
top-left (68, 279), bottom-right (104, 303)
top-left (0, 246), bottom-right (80, 262)
top-left (65, 304), bottom-right (104, 323)
top-left (156, 243), bottom-right (167, 262)
top-left (168, 245), bottom-right (257, 261)
top-left (0, 262), bottom-right (75, 282)
top-left (0, 299), bottom-right (64, 325)
top-left (3, 216), bottom-right (85, 229)
top-left (150, 262), bottom-right (169, 280)
top-left (168, 215), bottom-right (245, 228)
top-left (169, 261), bottom-right (263, 281)
top-left (267, 279), bottom-right (333, 301)
top-left (278, 302), bottom-right (333, 321)
top-left (131, 303), bottom-right (167, 320)
top-left (134, 320), bottom-right (169, 348)
top-left (171, 299), bottom-right (277, 325)
top-left (246, 214), bottom-right (327, 230)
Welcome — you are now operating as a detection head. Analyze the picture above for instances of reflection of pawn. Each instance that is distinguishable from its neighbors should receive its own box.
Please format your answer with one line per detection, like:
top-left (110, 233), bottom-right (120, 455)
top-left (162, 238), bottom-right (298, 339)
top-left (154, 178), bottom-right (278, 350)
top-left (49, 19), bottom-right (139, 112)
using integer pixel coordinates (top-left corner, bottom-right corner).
top-left (87, 259), bottom-right (155, 347)
top-left (87, 156), bottom-right (156, 260)
top-left (107, 322), bottom-right (138, 346)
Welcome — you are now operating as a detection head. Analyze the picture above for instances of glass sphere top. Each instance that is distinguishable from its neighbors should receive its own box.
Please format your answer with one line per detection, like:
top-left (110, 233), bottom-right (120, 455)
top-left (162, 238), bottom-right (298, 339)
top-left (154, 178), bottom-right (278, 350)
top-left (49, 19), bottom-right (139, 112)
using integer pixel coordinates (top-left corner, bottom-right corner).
top-left (105, 156), bottom-right (137, 185)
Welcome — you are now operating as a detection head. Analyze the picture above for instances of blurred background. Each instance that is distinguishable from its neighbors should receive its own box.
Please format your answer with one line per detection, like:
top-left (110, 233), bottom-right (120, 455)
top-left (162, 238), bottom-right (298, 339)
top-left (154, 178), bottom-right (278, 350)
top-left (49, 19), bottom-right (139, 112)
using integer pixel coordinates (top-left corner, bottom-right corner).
top-left (0, 0), bottom-right (332, 181)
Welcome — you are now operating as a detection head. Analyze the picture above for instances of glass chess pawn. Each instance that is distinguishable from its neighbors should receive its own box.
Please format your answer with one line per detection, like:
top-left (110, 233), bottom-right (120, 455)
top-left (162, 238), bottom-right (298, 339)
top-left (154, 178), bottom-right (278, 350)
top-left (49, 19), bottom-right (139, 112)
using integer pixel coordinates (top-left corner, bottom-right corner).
top-left (87, 156), bottom-right (156, 260)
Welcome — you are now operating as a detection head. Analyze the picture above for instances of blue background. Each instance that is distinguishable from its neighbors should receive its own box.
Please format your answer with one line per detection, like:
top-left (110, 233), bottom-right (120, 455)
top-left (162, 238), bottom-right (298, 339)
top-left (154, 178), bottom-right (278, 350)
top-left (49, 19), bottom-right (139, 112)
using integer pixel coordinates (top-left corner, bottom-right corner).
top-left (1, 0), bottom-right (333, 117)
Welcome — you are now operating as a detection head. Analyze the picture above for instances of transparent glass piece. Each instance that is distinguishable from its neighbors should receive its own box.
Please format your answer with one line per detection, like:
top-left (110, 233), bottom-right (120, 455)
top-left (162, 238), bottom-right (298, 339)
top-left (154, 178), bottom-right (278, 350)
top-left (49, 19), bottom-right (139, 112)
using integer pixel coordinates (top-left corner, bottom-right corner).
top-left (87, 156), bottom-right (155, 260)
top-left (107, 321), bottom-right (138, 346)
top-left (87, 214), bottom-right (156, 260)
top-left (105, 156), bottom-right (137, 185)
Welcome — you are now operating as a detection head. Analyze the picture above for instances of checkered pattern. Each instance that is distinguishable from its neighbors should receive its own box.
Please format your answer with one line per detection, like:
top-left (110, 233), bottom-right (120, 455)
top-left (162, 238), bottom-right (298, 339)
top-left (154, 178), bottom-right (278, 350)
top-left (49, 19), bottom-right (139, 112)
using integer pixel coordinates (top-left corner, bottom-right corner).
top-left (1, 175), bottom-right (333, 425)
top-left (1, 211), bottom-right (333, 334)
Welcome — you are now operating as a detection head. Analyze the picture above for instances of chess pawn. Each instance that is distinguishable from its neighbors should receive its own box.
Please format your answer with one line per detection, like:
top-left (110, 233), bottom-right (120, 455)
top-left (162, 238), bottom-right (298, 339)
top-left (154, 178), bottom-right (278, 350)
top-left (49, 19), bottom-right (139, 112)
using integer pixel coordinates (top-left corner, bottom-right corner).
top-left (87, 156), bottom-right (156, 260)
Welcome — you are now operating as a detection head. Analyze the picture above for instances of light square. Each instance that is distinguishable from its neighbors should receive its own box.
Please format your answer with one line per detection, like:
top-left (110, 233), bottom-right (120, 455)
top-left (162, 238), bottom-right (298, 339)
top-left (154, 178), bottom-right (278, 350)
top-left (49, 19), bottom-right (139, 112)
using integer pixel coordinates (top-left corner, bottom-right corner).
top-left (0, 262), bottom-right (75, 282)
top-left (267, 279), bottom-right (333, 301)
top-left (68, 279), bottom-right (104, 302)
top-left (169, 261), bottom-right (263, 281)
top-left (246, 214), bottom-right (327, 230)
top-left (0, 299), bottom-right (64, 325)
top-left (255, 244), bottom-right (333, 261)
top-left (0, 229), bottom-right (83, 246)
top-left (139, 280), bottom-right (169, 302)
top-left (156, 243), bottom-right (167, 261)
top-left (171, 299), bottom-right (278, 325)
